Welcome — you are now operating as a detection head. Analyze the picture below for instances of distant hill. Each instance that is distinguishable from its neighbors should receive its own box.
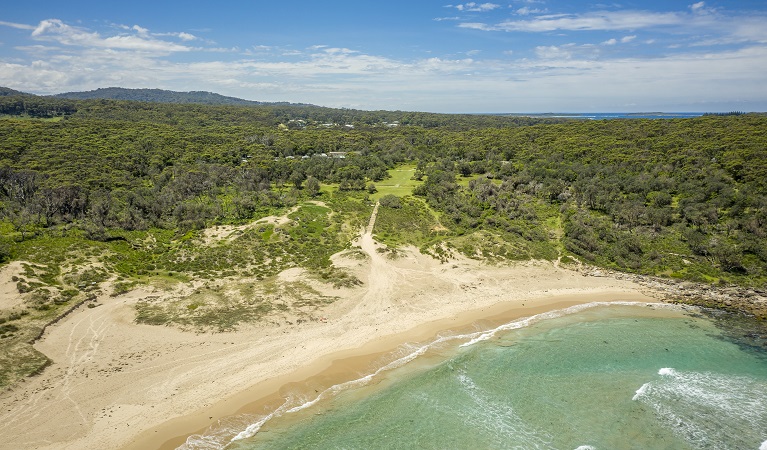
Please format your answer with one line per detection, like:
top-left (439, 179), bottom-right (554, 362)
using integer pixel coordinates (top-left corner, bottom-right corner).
top-left (0, 86), bottom-right (32, 97)
top-left (53, 87), bottom-right (311, 107)
top-left (0, 85), bottom-right (562, 127)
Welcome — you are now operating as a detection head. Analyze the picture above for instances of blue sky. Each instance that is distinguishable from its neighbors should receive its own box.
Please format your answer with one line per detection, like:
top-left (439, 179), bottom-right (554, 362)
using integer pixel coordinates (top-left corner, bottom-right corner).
top-left (1, 1), bottom-right (766, 112)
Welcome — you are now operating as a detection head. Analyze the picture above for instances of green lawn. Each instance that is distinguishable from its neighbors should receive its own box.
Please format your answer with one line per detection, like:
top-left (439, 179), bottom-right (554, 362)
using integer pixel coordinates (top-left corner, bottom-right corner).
top-left (370, 165), bottom-right (422, 200)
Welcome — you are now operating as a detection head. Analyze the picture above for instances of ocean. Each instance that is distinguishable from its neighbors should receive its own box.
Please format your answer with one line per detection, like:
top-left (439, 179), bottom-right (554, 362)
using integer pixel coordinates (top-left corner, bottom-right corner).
top-left (182, 303), bottom-right (767, 449)
top-left (506, 113), bottom-right (706, 120)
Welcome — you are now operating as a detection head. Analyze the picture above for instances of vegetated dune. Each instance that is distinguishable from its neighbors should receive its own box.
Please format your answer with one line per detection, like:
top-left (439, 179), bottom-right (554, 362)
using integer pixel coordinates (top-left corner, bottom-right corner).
top-left (0, 221), bottom-right (657, 450)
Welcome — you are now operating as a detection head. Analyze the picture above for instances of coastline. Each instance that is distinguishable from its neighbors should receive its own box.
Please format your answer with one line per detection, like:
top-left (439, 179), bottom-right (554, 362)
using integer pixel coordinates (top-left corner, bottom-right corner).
top-left (137, 292), bottom-right (659, 450)
top-left (0, 236), bottom-right (659, 450)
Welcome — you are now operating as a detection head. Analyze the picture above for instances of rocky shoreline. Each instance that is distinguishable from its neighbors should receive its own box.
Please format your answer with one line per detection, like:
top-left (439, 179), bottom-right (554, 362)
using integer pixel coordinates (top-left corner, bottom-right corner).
top-left (580, 267), bottom-right (767, 320)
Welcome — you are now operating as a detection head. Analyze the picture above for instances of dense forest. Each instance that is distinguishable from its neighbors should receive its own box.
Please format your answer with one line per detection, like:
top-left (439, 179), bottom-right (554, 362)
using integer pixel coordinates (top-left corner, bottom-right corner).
top-left (1, 90), bottom-right (766, 387)
top-left (1, 93), bottom-right (765, 284)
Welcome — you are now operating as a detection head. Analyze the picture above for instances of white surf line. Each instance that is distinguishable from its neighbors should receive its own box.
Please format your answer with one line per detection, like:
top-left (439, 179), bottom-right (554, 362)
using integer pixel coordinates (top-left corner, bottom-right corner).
top-left (459, 301), bottom-right (683, 348)
top-left (218, 301), bottom-right (683, 447)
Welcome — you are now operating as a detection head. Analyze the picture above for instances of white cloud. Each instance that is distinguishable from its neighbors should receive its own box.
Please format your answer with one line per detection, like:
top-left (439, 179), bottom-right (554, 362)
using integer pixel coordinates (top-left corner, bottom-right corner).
top-left (0, 20), bottom-right (35, 30)
top-left (690, 2), bottom-right (706, 13)
top-left (321, 47), bottom-right (359, 55)
top-left (458, 22), bottom-right (497, 31)
top-left (4, 43), bottom-right (767, 112)
top-left (244, 45), bottom-right (273, 55)
top-left (516, 7), bottom-right (547, 16)
top-left (455, 5), bottom-right (767, 49)
top-left (13, 45), bottom-right (59, 53)
top-left (132, 25), bottom-right (150, 36)
top-left (124, 26), bottom-right (197, 42)
top-left (691, 16), bottom-right (767, 45)
top-left (30, 19), bottom-right (191, 53)
top-left (3, 15), bottom-right (767, 112)
top-left (602, 35), bottom-right (636, 45)
top-left (449, 3), bottom-right (501, 12)
top-left (535, 45), bottom-right (573, 59)
top-left (537, 42), bottom-right (608, 62)
top-left (495, 11), bottom-right (682, 32)
top-left (102, 35), bottom-right (190, 52)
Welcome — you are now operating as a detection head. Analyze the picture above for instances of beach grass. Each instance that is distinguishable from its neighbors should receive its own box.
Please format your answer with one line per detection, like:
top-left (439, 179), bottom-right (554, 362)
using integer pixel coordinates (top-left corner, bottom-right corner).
top-left (135, 277), bottom-right (338, 331)
top-left (373, 196), bottom-right (447, 249)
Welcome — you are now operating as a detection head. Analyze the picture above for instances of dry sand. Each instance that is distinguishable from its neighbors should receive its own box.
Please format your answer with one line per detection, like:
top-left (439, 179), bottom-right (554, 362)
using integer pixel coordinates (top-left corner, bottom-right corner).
top-left (0, 224), bottom-right (659, 450)
top-left (0, 261), bottom-right (32, 311)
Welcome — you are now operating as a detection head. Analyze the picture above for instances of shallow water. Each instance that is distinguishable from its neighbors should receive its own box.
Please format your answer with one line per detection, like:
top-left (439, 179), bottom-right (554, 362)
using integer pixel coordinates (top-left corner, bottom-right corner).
top-left (183, 304), bottom-right (767, 449)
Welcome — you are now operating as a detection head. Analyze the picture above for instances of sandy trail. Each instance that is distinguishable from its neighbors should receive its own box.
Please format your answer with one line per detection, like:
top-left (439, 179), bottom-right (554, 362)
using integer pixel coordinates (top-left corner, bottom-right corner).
top-left (356, 204), bottom-right (456, 317)
top-left (0, 209), bottom-right (659, 450)
top-left (356, 201), bottom-right (402, 314)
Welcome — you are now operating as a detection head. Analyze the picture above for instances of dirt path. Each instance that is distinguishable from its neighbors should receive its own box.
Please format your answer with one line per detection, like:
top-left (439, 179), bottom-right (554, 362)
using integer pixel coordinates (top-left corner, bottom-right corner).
top-left (353, 201), bottom-right (448, 317)
top-left (365, 201), bottom-right (379, 235)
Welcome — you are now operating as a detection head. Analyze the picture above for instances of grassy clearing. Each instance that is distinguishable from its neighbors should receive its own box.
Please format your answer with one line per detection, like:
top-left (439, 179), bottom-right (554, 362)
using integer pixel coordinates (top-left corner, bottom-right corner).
top-left (370, 165), bottom-right (422, 201)
top-left (319, 182), bottom-right (338, 195)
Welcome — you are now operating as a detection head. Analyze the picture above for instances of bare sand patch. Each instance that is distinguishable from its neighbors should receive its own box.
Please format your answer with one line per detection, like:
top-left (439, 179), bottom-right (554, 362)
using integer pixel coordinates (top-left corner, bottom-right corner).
top-left (0, 261), bottom-right (33, 311)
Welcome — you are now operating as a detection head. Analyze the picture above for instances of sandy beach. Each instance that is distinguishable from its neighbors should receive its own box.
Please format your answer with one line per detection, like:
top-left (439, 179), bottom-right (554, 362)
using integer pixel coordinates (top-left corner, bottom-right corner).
top-left (0, 227), bottom-right (659, 450)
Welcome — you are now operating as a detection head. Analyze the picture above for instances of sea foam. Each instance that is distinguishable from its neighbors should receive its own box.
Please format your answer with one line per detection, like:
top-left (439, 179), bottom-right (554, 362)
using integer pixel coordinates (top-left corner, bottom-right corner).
top-left (632, 368), bottom-right (767, 449)
top-left (632, 383), bottom-right (649, 401)
top-left (454, 371), bottom-right (553, 448)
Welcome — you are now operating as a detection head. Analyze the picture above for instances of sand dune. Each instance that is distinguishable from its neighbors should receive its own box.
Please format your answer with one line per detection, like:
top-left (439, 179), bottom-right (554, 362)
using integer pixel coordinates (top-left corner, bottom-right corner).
top-left (0, 226), bottom-right (658, 450)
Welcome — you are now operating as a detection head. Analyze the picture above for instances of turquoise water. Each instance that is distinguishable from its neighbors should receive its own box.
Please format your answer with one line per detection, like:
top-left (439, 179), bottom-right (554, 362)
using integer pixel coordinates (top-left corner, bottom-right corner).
top-left (182, 304), bottom-right (767, 449)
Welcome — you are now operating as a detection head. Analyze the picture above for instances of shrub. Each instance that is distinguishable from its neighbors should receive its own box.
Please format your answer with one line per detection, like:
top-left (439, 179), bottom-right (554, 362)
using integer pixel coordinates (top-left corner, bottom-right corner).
top-left (379, 194), bottom-right (402, 209)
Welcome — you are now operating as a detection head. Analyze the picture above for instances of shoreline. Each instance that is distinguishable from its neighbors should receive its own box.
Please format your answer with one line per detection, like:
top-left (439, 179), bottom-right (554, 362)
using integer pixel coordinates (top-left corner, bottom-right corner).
top-left (129, 291), bottom-right (659, 450)
top-left (0, 238), bottom-right (660, 450)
